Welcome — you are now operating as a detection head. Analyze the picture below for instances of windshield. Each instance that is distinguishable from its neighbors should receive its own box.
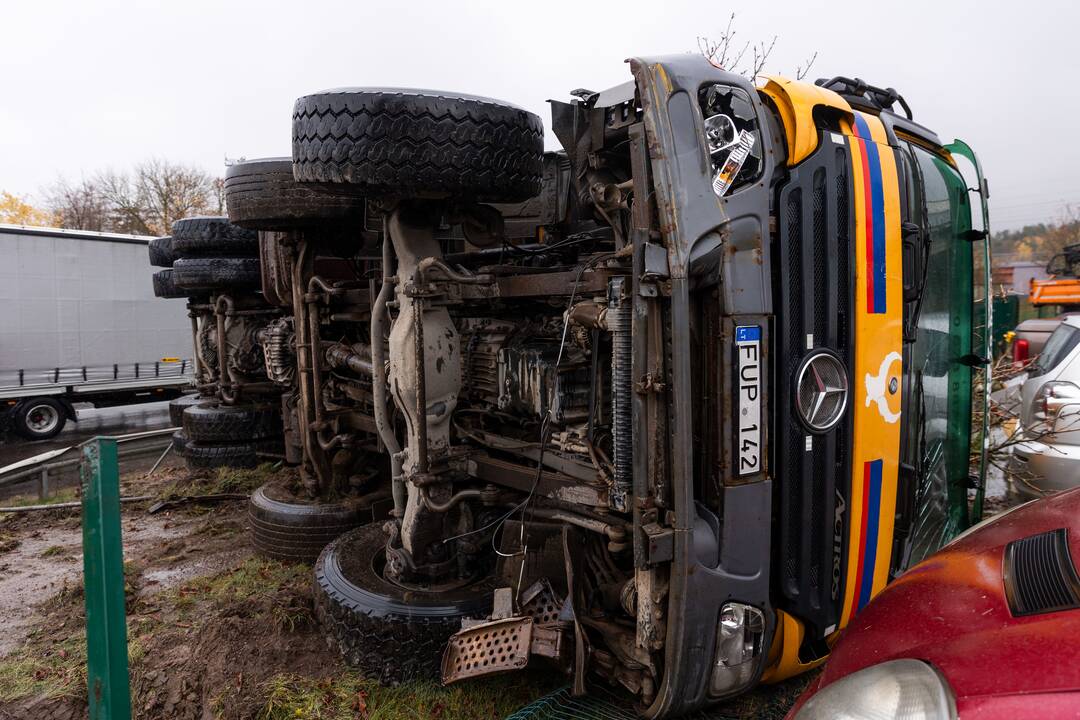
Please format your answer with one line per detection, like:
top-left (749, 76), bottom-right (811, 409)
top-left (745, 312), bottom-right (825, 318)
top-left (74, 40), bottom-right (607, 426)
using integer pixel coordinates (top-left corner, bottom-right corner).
top-left (904, 142), bottom-right (974, 563)
top-left (1032, 323), bottom-right (1080, 377)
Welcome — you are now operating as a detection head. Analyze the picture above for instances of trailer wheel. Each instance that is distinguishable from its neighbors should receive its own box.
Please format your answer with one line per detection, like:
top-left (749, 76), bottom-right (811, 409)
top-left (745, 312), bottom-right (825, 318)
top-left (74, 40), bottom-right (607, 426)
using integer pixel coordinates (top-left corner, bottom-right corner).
top-left (172, 257), bottom-right (261, 292)
top-left (148, 236), bottom-right (176, 267)
top-left (171, 216), bottom-right (258, 258)
top-left (292, 89), bottom-right (544, 202)
top-left (248, 483), bottom-right (369, 563)
top-left (183, 402), bottom-right (280, 443)
top-left (152, 269), bottom-right (191, 299)
top-left (225, 157), bottom-right (367, 230)
top-left (314, 523), bottom-right (497, 684)
top-left (13, 398), bottom-right (67, 441)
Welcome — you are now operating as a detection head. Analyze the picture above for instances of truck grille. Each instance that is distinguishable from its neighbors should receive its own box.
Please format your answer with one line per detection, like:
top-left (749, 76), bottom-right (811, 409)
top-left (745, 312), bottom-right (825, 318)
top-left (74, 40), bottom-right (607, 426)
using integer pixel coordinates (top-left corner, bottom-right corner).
top-left (774, 140), bottom-right (854, 638)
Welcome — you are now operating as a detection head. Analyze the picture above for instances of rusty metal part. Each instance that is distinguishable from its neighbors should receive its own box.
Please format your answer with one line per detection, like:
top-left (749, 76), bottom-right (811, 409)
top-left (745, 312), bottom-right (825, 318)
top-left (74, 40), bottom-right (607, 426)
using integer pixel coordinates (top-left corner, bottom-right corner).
top-left (290, 240), bottom-right (328, 491)
top-left (370, 231), bottom-right (405, 518)
top-left (324, 342), bottom-right (373, 376)
top-left (259, 317), bottom-right (296, 386)
top-left (418, 485), bottom-right (494, 513)
top-left (454, 267), bottom-right (610, 300)
top-left (442, 580), bottom-right (574, 685)
top-left (416, 256), bottom-right (493, 286)
top-left (258, 230), bottom-right (295, 308)
top-left (527, 506), bottom-right (627, 550)
top-left (387, 201), bottom-right (463, 570)
top-left (607, 276), bottom-right (632, 513)
top-left (519, 578), bottom-right (563, 625)
top-left (566, 300), bottom-right (608, 330)
top-left (467, 454), bottom-right (609, 507)
top-left (214, 295), bottom-right (235, 400)
top-left (412, 295), bottom-right (429, 475)
top-left (442, 617), bottom-right (533, 683)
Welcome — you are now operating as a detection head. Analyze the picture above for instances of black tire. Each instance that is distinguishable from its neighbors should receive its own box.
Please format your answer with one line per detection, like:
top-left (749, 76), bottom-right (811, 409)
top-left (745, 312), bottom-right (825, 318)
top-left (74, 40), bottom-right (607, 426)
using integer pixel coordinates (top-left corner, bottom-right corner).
top-left (172, 257), bottom-right (261, 292)
top-left (152, 269), bottom-right (190, 299)
top-left (248, 483), bottom-right (367, 563)
top-left (13, 398), bottom-right (67, 441)
top-left (148, 236), bottom-right (176, 267)
top-left (314, 523), bottom-right (497, 684)
top-left (183, 402), bottom-right (280, 443)
top-left (172, 429), bottom-right (188, 455)
top-left (171, 216), bottom-right (258, 258)
top-left (292, 89), bottom-right (544, 202)
top-left (184, 441), bottom-right (260, 470)
top-left (225, 157), bottom-right (367, 230)
top-left (168, 394), bottom-right (208, 427)
top-left (184, 438), bottom-right (284, 470)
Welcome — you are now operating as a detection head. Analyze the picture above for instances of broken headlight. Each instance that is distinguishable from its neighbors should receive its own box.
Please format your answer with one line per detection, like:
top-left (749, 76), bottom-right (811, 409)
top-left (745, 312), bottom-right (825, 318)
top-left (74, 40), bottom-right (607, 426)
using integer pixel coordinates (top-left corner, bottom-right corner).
top-left (700, 84), bottom-right (761, 198)
top-left (709, 602), bottom-right (765, 697)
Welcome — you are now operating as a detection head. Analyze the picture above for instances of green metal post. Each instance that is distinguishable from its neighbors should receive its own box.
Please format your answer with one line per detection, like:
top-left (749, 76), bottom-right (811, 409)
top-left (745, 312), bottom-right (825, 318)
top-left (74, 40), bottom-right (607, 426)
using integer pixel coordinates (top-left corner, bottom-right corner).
top-left (80, 437), bottom-right (132, 720)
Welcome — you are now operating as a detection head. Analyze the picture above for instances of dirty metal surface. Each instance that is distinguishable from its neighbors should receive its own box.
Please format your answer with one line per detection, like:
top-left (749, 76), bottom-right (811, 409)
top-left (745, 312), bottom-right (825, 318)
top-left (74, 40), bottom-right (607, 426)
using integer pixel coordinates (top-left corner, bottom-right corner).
top-left (442, 617), bottom-right (533, 683)
top-left (520, 578), bottom-right (562, 625)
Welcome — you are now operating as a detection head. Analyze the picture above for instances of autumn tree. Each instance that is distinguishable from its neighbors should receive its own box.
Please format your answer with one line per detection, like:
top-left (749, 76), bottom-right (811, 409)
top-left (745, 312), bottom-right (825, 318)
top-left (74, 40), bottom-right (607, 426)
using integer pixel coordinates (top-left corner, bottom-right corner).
top-left (45, 159), bottom-right (222, 235)
top-left (0, 191), bottom-right (55, 226)
top-left (46, 177), bottom-right (113, 232)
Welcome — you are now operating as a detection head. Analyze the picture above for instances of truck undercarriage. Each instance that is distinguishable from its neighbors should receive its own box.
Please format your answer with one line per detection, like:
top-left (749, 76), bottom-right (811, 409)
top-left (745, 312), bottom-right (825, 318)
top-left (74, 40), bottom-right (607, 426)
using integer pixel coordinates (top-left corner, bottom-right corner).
top-left (197, 55), bottom-right (992, 717)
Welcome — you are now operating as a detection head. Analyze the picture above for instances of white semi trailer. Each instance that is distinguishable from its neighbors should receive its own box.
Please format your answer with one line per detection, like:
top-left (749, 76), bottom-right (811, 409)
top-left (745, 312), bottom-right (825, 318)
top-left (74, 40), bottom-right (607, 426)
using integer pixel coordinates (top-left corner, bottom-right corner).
top-left (0, 224), bottom-right (193, 440)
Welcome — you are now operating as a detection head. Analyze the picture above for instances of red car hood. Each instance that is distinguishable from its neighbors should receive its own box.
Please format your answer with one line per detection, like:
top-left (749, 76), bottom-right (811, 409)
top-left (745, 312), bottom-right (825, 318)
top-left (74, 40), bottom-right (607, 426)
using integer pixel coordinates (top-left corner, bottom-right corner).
top-left (805, 488), bottom-right (1080, 708)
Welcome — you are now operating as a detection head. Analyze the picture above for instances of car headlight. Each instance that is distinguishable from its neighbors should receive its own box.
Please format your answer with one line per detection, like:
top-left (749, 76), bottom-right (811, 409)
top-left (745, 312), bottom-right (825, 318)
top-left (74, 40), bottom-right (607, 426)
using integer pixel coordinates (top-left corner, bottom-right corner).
top-left (709, 602), bottom-right (765, 697)
top-left (795, 659), bottom-right (956, 720)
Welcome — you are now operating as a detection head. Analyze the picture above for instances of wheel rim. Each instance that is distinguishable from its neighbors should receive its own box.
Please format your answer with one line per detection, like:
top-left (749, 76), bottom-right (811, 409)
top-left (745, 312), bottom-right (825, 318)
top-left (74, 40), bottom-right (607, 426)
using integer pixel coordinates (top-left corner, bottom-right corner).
top-left (26, 404), bottom-right (60, 435)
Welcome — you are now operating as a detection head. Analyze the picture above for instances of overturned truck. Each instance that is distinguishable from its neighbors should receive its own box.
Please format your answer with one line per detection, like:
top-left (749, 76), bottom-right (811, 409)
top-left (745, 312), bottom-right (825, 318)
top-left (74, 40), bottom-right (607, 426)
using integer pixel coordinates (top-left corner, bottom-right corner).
top-left (222, 55), bottom-right (991, 716)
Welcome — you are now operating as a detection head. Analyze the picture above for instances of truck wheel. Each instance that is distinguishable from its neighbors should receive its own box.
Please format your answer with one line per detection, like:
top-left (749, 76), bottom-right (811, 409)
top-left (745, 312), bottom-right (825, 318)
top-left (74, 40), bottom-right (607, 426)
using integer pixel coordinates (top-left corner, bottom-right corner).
top-left (248, 483), bottom-right (367, 563)
top-left (292, 89), bottom-right (544, 202)
top-left (184, 441), bottom-right (260, 470)
top-left (148, 236), bottom-right (176, 267)
top-left (314, 523), bottom-right (497, 684)
top-left (13, 398), bottom-right (67, 441)
top-left (172, 257), bottom-right (261, 292)
top-left (183, 402), bottom-right (280, 443)
top-left (225, 157), bottom-right (366, 230)
top-left (168, 394), bottom-right (209, 427)
top-left (172, 429), bottom-right (189, 455)
top-left (171, 216), bottom-right (259, 258)
top-left (152, 269), bottom-right (191, 299)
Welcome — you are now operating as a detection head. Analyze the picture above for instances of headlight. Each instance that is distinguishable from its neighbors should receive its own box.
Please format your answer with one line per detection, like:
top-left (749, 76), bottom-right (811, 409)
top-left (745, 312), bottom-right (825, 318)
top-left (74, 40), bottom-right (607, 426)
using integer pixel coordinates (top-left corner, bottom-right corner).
top-left (709, 602), bottom-right (765, 696)
top-left (795, 659), bottom-right (956, 720)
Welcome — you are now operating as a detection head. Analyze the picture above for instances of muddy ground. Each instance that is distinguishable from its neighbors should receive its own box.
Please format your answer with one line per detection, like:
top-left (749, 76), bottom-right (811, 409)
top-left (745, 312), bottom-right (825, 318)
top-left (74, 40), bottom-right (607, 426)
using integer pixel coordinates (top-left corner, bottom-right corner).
top-left (0, 461), bottom-right (807, 720)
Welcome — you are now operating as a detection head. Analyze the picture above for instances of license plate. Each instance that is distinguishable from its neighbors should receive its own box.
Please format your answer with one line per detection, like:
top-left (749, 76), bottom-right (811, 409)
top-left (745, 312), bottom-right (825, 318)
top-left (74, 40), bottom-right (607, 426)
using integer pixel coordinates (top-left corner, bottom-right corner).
top-left (735, 326), bottom-right (761, 476)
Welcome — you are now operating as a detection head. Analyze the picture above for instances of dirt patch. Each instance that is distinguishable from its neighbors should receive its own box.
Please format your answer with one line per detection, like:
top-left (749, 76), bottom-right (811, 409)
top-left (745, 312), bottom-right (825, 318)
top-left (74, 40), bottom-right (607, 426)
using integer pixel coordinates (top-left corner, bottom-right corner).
top-left (0, 459), bottom-right (803, 720)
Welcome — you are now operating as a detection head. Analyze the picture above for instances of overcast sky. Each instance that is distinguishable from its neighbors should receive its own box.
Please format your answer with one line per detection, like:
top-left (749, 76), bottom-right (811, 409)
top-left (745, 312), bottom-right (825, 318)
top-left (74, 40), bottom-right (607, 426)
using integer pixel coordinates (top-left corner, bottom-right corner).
top-left (1, 0), bottom-right (1075, 231)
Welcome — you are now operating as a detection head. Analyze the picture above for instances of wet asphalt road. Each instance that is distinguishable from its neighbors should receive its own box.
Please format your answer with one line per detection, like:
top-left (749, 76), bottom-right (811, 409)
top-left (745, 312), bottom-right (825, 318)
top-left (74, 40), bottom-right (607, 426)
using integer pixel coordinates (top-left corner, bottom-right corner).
top-left (0, 400), bottom-right (173, 469)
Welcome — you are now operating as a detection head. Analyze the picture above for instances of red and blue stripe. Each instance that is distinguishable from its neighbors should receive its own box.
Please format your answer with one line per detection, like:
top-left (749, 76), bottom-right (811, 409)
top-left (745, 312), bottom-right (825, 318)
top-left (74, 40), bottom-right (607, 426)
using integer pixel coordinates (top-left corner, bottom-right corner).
top-left (852, 114), bottom-right (887, 315)
top-left (853, 459), bottom-right (884, 612)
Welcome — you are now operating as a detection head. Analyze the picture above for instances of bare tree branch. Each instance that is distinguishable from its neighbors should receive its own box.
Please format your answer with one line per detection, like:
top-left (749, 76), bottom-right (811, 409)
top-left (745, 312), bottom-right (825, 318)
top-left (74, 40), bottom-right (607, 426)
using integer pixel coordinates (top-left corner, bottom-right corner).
top-left (44, 160), bottom-right (223, 235)
top-left (795, 51), bottom-right (819, 81)
top-left (44, 178), bottom-right (109, 232)
top-left (698, 14), bottom-right (817, 82)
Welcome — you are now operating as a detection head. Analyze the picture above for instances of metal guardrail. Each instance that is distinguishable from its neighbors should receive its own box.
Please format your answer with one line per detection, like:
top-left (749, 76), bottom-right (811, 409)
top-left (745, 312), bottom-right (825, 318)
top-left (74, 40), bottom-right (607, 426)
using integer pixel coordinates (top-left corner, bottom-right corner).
top-left (0, 427), bottom-right (176, 497)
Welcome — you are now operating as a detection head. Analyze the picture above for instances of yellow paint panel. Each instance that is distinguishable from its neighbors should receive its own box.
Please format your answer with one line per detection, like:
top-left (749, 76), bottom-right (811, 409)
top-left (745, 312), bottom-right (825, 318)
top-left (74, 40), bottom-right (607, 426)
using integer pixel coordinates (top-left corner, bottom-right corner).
top-left (837, 112), bottom-right (903, 629)
top-left (758, 75), bottom-right (853, 166)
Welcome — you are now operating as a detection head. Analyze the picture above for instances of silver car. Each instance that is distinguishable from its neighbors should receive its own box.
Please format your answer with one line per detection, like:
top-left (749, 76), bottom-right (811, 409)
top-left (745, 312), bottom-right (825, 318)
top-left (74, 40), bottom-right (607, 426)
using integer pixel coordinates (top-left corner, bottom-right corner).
top-left (1009, 315), bottom-right (1080, 498)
